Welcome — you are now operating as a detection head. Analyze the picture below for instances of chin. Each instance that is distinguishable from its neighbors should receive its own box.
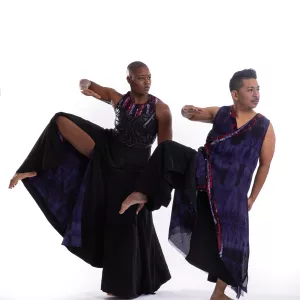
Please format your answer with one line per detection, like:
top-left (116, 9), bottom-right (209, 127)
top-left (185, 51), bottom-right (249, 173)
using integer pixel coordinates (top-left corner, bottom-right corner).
top-left (249, 103), bottom-right (259, 109)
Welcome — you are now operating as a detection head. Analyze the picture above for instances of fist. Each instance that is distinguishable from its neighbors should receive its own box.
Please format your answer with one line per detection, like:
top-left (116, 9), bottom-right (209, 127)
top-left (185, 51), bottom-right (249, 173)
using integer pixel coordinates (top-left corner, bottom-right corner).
top-left (181, 105), bottom-right (202, 118)
top-left (79, 79), bottom-right (102, 99)
top-left (79, 79), bottom-right (92, 90)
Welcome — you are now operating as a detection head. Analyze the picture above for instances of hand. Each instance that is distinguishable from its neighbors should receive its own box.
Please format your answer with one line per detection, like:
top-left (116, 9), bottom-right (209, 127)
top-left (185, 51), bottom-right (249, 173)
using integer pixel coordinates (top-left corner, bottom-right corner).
top-left (81, 89), bottom-right (102, 100)
top-left (181, 105), bottom-right (202, 119)
top-left (248, 197), bottom-right (255, 211)
top-left (79, 79), bottom-right (102, 99)
top-left (79, 79), bottom-right (92, 90)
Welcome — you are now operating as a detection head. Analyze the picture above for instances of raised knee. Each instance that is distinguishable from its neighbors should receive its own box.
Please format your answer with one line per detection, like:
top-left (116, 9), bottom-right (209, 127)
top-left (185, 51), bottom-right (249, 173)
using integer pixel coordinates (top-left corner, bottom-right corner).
top-left (51, 112), bottom-right (66, 123)
top-left (55, 114), bottom-right (68, 127)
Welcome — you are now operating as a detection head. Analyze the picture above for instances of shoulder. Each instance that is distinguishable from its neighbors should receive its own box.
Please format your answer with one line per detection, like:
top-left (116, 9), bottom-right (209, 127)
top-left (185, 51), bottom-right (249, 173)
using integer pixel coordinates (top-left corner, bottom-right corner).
top-left (257, 112), bottom-right (269, 122)
top-left (148, 95), bottom-right (169, 111)
top-left (154, 98), bottom-right (172, 120)
top-left (264, 121), bottom-right (275, 139)
top-left (219, 105), bottom-right (231, 114)
top-left (214, 105), bottom-right (230, 116)
top-left (212, 105), bottom-right (230, 122)
top-left (114, 92), bottom-right (130, 108)
top-left (256, 113), bottom-right (271, 129)
top-left (253, 113), bottom-right (274, 142)
top-left (121, 91), bottom-right (130, 102)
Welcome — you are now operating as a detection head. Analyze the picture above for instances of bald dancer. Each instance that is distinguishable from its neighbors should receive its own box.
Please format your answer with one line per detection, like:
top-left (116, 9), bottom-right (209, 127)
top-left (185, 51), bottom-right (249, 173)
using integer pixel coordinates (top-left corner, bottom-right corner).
top-left (9, 61), bottom-right (172, 298)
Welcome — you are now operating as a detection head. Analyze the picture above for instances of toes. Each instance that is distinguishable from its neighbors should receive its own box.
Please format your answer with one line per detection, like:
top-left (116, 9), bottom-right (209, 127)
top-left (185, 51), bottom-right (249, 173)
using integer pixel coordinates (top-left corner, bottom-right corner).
top-left (9, 180), bottom-right (17, 189)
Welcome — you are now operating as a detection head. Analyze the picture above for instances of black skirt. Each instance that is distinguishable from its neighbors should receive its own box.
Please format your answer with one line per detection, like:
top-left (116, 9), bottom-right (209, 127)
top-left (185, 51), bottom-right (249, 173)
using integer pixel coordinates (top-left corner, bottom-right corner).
top-left (135, 141), bottom-right (234, 289)
top-left (186, 191), bottom-right (234, 286)
top-left (16, 112), bottom-right (171, 299)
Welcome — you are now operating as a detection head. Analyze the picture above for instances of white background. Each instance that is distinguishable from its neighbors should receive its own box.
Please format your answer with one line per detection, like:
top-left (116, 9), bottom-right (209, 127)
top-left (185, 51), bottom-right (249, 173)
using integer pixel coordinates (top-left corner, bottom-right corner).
top-left (0, 0), bottom-right (299, 299)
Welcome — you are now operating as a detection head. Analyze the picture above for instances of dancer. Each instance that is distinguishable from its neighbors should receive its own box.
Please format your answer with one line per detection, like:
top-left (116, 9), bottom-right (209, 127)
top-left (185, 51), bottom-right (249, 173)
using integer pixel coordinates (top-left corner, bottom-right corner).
top-left (9, 61), bottom-right (172, 298)
top-left (120, 69), bottom-right (276, 299)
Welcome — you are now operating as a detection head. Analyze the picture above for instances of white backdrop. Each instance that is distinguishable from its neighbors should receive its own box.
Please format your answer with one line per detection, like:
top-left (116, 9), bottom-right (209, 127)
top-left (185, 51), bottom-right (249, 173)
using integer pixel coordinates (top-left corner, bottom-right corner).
top-left (1, 0), bottom-right (299, 299)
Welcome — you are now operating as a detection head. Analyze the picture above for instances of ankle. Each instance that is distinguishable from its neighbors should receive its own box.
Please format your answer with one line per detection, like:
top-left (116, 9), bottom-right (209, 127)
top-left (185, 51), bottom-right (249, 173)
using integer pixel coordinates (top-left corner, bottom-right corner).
top-left (136, 192), bottom-right (147, 200)
top-left (212, 289), bottom-right (225, 296)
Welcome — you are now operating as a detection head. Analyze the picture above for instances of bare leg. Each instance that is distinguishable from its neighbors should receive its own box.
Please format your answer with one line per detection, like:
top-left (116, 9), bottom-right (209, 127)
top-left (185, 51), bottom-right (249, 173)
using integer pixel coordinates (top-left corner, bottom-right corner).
top-left (210, 279), bottom-right (233, 300)
top-left (9, 116), bottom-right (95, 189)
top-left (56, 115), bottom-right (95, 157)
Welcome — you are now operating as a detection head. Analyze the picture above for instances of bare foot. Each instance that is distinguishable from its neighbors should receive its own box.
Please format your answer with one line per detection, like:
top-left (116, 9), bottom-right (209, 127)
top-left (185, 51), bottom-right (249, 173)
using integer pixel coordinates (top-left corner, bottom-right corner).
top-left (210, 291), bottom-right (233, 300)
top-left (8, 172), bottom-right (37, 189)
top-left (119, 192), bottom-right (147, 214)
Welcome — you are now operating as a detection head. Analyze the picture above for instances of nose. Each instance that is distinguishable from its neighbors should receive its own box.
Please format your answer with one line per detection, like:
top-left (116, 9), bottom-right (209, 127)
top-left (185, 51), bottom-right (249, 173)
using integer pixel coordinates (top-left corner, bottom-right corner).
top-left (253, 90), bottom-right (259, 97)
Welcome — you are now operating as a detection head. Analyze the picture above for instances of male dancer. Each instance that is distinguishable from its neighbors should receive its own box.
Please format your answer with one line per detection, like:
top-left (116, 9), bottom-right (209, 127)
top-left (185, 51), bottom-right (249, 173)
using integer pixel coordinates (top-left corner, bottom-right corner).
top-left (120, 69), bottom-right (276, 299)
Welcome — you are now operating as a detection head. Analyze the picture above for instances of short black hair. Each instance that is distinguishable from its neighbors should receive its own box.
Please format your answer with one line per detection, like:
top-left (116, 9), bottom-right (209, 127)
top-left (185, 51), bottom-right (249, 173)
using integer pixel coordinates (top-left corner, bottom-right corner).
top-left (127, 61), bottom-right (148, 74)
top-left (229, 69), bottom-right (257, 91)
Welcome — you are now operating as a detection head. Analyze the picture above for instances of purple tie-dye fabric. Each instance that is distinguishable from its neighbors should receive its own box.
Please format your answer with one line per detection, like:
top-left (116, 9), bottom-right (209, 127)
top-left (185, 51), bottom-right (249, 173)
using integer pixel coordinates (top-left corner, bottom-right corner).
top-left (203, 106), bottom-right (270, 297)
top-left (27, 140), bottom-right (90, 247)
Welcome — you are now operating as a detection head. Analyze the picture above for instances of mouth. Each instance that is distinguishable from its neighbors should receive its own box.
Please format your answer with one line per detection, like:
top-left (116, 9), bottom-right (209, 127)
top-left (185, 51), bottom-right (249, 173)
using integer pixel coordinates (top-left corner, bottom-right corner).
top-left (144, 86), bottom-right (150, 91)
top-left (251, 99), bottom-right (259, 105)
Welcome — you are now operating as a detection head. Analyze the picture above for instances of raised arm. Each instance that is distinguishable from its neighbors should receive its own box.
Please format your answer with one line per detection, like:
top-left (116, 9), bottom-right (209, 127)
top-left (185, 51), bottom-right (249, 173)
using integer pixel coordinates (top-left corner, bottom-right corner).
top-left (79, 79), bottom-right (123, 107)
top-left (181, 105), bottom-right (219, 123)
top-left (156, 101), bottom-right (173, 144)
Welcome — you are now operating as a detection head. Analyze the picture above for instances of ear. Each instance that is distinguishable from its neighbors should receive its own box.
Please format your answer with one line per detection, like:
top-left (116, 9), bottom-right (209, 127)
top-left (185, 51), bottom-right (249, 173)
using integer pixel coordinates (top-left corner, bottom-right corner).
top-left (126, 76), bottom-right (132, 84)
top-left (231, 90), bottom-right (239, 101)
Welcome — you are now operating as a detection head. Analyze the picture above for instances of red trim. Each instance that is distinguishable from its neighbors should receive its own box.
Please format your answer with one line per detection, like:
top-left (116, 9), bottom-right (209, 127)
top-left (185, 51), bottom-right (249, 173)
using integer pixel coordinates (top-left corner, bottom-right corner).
top-left (213, 198), bottom-right (222, 252)
top-left (196, 185), bottom-right (207, 189)
top-left (137, 104), bottom-right (143, 116)
top-left (211, 111), bottom-right (262, 144)
top-left (123, 96), bottom-right (131, 108)
top-left (205, 142), bottom-right (222, 253)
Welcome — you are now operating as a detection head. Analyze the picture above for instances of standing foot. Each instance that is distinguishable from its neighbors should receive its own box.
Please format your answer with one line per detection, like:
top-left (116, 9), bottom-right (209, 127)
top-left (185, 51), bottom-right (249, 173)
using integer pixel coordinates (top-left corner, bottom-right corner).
top-left (119, 192), bottom-right (147, 214)
top-left (8, 172), bottom-right (37, 189)
top-left (210, 292), bottom-right (233, 300)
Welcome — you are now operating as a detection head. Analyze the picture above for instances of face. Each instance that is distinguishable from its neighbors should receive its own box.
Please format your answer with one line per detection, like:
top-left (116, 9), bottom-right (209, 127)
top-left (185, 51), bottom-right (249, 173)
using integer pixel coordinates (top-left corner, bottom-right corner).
top-left (232, 78), bottom-right (260, 109)
top-left (127, 66), bottom-right (151, 95)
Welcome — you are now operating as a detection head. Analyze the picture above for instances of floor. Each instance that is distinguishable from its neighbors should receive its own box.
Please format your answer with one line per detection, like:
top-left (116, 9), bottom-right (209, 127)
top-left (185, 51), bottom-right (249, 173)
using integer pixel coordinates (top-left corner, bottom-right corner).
top-left (2, 290), bottom-right (297, 300)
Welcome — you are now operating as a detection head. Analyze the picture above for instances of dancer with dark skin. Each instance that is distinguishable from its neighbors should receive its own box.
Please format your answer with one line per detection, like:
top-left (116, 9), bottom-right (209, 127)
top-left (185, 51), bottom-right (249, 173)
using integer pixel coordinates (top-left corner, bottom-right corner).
top-left (9, 61), bottom-right (172, 298)
top-left (9, 62), bottom-right (172, 187)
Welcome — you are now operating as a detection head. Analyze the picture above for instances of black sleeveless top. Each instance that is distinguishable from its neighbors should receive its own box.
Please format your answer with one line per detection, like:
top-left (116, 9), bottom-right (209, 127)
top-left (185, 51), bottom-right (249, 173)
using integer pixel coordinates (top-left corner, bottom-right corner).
top-left (112, 92), bottom-right (159, 148)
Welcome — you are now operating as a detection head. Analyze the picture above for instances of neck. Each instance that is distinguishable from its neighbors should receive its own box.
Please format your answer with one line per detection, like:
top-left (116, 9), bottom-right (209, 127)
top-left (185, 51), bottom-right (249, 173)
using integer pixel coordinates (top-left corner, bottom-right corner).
top-left (130, 91), bottom-right (148, 104)
top-left (233, 103), bottom-right (254, 116)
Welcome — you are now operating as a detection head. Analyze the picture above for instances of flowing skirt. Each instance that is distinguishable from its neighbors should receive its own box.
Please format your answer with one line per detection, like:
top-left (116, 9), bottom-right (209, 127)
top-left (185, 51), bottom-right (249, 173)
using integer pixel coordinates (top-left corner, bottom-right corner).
top-left (135, 140), bottom-right (244, 298)
top-left (16, 112), bottom-right (171, 298)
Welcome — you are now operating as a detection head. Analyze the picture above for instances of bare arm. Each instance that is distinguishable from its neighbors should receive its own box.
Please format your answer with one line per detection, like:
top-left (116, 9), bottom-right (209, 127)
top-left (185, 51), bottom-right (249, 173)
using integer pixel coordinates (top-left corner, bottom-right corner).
top-left (249, 123), bottom-right (276, 204)
top-left (181, 105), bottom-right (220, 123)
top-left (79, 79), bottom-right (123, 107)
top-left (156, 101), bottom-right (173, 144)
